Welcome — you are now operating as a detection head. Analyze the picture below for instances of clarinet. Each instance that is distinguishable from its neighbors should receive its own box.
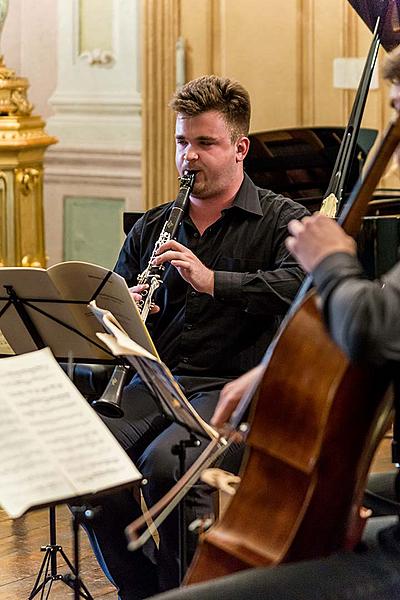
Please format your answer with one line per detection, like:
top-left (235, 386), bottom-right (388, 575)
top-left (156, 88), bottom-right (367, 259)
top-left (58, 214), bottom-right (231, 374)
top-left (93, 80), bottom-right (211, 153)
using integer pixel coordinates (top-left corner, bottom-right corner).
top-left (137, 170), bottom-right (196, 321)
top-left (91, 170), bottom-right (195, 418)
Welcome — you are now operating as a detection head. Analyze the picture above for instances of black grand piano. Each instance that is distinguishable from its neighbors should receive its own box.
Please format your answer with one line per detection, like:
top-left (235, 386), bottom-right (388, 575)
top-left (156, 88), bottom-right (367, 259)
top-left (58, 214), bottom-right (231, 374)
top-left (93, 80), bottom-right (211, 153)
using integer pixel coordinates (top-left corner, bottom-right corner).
top-left (243, 125), bottom-right (400, 279)
top-left (244, 126), bottom-right (378, 213)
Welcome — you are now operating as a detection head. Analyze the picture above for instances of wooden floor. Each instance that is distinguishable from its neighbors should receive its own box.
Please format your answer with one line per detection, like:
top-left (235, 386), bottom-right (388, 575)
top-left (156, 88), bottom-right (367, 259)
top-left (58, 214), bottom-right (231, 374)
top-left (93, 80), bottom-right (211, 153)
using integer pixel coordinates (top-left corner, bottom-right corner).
top-left (0, 504), bottom-right (117, 599)
top-left (0, 435), bottom-right (395, 600)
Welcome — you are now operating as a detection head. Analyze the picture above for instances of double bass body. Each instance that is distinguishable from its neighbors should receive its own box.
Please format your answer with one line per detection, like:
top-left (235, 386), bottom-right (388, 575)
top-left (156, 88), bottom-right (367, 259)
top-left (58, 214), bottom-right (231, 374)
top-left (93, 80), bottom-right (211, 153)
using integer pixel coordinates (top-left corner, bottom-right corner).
top-left (186, 292), bottom-right (392, 583)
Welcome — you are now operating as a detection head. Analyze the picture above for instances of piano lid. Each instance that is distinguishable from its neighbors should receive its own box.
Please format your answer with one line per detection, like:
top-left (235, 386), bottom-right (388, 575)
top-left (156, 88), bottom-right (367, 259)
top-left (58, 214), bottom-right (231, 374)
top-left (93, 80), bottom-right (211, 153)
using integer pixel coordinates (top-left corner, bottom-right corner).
top-left (244, 126), bottom-right (378, 211)
top-left (348, 0), bottom-right (400, 52)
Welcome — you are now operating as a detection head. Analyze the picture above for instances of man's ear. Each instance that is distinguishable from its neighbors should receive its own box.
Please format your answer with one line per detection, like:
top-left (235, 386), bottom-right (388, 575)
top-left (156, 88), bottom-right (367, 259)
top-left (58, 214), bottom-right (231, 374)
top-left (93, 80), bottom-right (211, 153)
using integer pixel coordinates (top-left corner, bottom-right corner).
top-left (235, 136), bottom-right (250, 162)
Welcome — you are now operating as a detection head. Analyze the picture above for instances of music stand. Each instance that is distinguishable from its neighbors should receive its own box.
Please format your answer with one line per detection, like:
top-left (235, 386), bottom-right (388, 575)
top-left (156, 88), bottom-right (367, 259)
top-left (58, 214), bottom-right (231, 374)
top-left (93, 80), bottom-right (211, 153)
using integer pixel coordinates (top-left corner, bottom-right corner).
top-left (0, 283), bottom-right (123, 599)
top-left (118, 354), bottom-right (212, 583)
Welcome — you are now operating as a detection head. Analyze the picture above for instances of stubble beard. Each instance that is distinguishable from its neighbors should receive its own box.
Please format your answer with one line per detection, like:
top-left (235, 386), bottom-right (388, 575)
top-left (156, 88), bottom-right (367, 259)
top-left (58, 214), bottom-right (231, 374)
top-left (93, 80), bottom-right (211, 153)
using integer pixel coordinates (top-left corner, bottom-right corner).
top-left (191, 179), bottom-right (223, 201)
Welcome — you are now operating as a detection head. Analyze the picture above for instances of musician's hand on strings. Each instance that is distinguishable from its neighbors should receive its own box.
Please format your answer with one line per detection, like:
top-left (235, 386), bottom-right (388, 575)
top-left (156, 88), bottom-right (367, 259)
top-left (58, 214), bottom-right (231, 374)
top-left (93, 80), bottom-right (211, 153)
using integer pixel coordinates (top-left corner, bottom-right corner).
top-left (128, 284), bottom-right (160, 314)
top-left (152, 240), bottom-right (215, 295)
top-left (285, 213), bottom-right (356, 273)
top-left (211, 365), bottom-right (264, 429)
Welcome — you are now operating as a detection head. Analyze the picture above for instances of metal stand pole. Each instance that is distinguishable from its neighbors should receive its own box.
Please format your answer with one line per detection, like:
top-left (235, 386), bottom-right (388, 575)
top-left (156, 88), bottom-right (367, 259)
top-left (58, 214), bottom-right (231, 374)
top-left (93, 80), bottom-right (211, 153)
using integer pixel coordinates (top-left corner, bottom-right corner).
top-left (62, 506), bottom-right (98, 600)
top-left (171, 433), bottom-right (200, 582)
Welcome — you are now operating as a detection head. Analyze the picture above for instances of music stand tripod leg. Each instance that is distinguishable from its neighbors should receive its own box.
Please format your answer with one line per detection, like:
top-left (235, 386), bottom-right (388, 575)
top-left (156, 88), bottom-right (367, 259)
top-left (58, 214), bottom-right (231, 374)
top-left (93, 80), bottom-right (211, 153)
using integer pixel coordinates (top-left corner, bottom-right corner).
top-left (29, 506), bottom-right (66, 599)
top-left (28, 505), bottom-right (95, 600)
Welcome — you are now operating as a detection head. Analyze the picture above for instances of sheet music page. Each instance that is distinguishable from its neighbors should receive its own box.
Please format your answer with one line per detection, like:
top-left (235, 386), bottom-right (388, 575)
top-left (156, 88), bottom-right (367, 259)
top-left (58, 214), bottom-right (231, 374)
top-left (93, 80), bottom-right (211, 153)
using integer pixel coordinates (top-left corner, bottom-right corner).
top-left (48, 261), bottom-right (157, 357)
top-left (92, 306), bottom-right (158, 363)
top-left (0, 328), bottom-right (14, 354)
top-left (0, 348), bottom-right (141, 518)
top-left (0, 267), bottom-right (106, 359)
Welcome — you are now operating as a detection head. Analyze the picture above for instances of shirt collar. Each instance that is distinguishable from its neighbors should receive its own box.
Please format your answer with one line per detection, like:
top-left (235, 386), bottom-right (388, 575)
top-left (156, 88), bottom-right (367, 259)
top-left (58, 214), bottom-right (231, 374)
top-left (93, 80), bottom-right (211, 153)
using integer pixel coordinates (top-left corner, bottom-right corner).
top-left (225, 173), bottom-right (264, 216)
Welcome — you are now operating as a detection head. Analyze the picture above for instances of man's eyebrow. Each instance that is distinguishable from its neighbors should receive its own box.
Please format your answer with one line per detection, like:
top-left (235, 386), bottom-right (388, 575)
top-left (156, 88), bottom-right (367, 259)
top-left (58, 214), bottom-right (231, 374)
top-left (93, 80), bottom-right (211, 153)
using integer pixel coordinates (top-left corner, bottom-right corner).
top-left (197, 135), bottom-right (217, 141)
top-left (175, 134), bottom-right (218, 141)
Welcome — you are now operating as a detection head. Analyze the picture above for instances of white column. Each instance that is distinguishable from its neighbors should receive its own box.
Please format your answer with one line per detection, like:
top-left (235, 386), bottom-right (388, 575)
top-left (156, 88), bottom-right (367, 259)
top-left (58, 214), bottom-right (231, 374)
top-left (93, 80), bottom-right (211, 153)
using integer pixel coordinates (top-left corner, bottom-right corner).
top-left (45, 0), bottom-right (142, 265)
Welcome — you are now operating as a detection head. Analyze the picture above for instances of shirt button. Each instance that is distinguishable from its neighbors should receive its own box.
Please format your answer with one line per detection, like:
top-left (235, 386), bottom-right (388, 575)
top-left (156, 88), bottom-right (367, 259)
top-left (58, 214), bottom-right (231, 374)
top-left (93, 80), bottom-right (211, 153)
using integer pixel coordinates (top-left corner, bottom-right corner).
top-left (182, 356), bottom-right (189, 363)
top-left (185, 323), bottom-right (193, 330)
top-left (193, 231), bottom-right (199, 238)
top-left (190, 290), bottom-right (198, 297)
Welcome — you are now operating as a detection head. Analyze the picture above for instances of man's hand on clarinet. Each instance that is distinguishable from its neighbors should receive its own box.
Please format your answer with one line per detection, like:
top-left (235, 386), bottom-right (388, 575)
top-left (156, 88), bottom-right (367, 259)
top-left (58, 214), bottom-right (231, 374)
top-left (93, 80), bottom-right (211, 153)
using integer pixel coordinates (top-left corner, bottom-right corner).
top-left (152, 239), bottom-right (215, 295)
top-left (128, 283), bottom-right (160, 314)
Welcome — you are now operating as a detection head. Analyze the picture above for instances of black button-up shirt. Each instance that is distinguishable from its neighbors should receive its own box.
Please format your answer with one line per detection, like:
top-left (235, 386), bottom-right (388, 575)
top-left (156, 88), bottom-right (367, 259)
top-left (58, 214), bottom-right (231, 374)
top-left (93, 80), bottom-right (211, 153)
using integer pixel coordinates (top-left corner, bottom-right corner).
top-left (115, 174), bottom-right (308, 379)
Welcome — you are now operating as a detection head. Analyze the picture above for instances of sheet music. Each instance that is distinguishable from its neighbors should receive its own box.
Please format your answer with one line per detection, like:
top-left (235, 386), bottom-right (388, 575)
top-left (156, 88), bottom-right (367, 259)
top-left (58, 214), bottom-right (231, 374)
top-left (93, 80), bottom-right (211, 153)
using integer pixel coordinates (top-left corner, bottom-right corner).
top-left (0, 348), bottom-right (141, 518)
top-left (48, 261), bottom-right (157, 357)
top-left (0, 261), bottom-right (156, 360)
top-left (0, 328), bottom-right (14, 354)
top-left (0, 268), bottom-right (101, 358)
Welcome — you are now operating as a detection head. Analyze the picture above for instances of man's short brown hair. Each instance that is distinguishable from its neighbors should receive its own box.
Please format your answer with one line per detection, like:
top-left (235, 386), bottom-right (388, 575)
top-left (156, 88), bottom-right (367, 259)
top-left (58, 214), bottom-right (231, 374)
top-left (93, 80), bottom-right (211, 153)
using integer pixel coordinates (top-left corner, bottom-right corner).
top-left (170, 75), bottom-right (251, 141)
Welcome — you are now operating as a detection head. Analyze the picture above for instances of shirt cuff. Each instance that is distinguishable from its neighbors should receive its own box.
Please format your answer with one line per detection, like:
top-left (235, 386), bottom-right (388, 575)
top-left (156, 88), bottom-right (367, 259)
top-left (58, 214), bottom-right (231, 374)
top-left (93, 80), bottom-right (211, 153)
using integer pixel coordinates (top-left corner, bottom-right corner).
top-left (214, 270), bottom-right (245, 302)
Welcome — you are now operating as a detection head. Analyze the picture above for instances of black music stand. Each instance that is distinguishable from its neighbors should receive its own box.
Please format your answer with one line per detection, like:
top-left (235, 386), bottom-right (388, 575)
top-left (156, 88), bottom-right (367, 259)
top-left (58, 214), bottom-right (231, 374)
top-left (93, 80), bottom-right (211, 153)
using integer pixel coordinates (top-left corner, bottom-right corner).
top-left (117, 354), bottom-right (212, 583)
top-left (0, 284), bottom-right (121, 599)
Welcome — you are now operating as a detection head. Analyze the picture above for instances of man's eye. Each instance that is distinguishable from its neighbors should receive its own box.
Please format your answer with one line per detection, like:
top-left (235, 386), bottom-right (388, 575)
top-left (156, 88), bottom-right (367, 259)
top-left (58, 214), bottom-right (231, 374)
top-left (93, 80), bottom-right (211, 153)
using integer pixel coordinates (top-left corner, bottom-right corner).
top-left (200, 141), bottom-right (213, 146)
top-left (176, 139), bottom-right (186, 145)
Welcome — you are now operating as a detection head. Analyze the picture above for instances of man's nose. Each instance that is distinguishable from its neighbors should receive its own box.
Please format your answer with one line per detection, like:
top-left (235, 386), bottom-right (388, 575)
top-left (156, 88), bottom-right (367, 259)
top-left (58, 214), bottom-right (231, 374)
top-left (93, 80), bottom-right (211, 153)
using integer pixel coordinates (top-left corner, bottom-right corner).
top-left (184, 147), bottom-right (199, 161)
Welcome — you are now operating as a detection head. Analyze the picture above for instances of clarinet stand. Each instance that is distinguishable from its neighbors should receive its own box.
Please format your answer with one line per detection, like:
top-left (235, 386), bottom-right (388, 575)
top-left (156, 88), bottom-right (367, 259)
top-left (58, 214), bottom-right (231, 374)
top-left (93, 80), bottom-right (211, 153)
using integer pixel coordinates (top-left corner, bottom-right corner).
top-left (29, 506), bottom-right (95, 600)
top-left (171, 432), bottom-right (201, 582)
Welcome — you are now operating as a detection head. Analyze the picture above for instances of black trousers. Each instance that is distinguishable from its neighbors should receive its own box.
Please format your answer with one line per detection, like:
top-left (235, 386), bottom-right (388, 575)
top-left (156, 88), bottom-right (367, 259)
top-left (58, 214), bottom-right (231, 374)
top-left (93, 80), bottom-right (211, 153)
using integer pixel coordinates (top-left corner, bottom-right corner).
top-left (84, 375), bottom-right (243, 600)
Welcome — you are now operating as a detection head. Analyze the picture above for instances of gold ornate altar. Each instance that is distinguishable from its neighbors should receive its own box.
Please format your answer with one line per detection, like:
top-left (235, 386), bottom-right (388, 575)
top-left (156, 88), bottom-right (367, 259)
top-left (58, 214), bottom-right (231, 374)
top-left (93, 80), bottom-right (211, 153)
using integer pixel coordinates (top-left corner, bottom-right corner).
top-left (0, 55), bottom-right (56, 267)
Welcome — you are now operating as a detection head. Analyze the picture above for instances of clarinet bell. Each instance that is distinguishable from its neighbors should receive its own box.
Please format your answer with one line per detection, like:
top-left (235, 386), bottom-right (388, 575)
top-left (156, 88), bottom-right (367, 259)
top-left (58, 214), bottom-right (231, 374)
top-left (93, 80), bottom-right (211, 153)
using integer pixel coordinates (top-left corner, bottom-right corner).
top-left (91, 364), bottom-right (130, 418)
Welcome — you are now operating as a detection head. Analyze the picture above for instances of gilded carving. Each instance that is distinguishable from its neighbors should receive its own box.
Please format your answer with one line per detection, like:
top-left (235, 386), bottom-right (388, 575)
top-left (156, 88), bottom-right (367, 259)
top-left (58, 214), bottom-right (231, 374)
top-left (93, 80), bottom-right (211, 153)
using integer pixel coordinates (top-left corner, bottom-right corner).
top-left (10, 87), bottom-right (33, 116)
top-left (16, 168), bottom-right (39, 195)
top-left (0, 1), bottom-right (54, 267)
top-left (14, 166), bottom-right (45, 267)
top-left (0, 57), bottom-right (33, 116)
top-left (0, 171), bottom-right (6, 266)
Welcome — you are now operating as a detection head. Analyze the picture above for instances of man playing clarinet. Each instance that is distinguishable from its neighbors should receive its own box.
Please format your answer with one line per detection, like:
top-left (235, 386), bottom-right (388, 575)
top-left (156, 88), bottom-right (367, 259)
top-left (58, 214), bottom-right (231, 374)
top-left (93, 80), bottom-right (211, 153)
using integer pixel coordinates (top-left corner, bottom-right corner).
top-left (86, 74), bottom-right (308, 599)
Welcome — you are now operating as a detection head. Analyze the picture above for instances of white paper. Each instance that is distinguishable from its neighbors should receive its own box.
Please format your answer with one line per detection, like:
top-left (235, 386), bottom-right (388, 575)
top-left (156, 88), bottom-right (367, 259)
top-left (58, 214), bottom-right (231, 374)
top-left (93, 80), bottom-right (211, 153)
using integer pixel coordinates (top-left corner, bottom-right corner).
top-left (0, 348), bottom-right (141, 518)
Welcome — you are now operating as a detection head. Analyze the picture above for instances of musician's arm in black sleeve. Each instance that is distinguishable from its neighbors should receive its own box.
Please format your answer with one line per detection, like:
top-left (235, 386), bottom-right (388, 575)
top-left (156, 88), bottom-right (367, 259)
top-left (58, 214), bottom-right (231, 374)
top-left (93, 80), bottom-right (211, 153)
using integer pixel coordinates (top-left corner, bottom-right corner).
top-left (213, 202), bottom-right (309, 316)
top-left (313, 252), bottom-right (400, 365)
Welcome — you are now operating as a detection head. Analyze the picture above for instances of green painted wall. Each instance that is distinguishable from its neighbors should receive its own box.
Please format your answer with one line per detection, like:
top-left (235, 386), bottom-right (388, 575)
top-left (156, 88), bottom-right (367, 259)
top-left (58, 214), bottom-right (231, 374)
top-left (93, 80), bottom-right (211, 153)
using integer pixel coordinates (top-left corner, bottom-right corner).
top-left (64, 196), bottom-right (125, 269)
